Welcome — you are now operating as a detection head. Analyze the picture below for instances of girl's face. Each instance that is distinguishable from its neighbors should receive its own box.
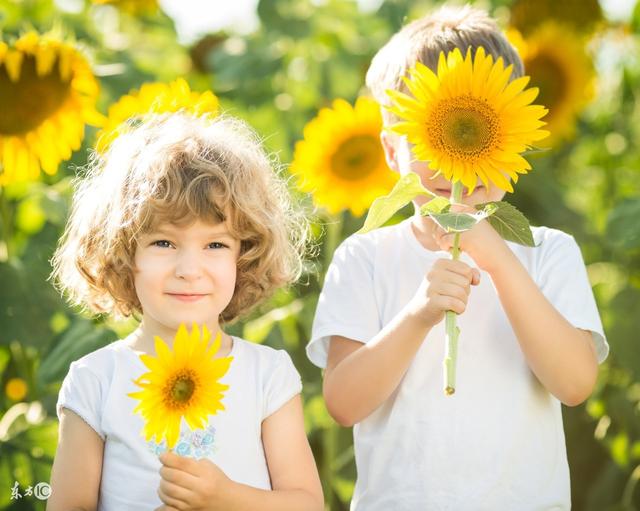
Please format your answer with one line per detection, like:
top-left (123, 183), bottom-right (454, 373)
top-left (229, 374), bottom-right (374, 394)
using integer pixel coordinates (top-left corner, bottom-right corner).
top-left (133, 219), bottom-right (240, 338)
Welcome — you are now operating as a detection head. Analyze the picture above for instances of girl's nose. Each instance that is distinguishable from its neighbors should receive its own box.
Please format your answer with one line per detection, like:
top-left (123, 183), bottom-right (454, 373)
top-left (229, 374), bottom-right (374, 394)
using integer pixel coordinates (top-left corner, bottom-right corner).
top-left (174, 251), bottom-right (203, 280)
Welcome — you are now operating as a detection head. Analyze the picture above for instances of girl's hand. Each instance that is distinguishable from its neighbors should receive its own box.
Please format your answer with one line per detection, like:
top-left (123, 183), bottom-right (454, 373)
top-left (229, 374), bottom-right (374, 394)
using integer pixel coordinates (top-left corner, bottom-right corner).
top-left (156, 451), bottom-right (233, 511)
top-left (431, 204), bottom-right (511, 274)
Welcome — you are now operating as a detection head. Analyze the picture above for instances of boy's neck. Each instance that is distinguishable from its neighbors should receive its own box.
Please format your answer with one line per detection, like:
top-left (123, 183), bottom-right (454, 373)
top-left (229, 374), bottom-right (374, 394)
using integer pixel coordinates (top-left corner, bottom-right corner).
top-left (127, 320), bottom-right (234, 358)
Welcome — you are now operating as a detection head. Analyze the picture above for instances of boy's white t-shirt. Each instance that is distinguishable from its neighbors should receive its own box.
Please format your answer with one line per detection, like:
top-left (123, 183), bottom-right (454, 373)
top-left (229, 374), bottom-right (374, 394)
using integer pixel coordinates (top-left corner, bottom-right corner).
top-left (307, 218), bottom-right (608, 511)
top-left (57, 336), bottom-right (301, 511)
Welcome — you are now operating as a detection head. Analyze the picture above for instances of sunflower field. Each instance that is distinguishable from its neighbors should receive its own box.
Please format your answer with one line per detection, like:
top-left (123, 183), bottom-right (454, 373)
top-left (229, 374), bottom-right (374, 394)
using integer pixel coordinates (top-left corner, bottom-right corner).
top-left (0, 0), bottom-right (639, 509)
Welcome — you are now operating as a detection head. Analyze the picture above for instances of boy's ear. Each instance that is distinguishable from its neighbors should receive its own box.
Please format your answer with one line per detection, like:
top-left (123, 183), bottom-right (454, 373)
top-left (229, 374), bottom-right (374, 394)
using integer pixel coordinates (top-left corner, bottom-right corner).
top-left (380, 131), bottom-right (400, 173)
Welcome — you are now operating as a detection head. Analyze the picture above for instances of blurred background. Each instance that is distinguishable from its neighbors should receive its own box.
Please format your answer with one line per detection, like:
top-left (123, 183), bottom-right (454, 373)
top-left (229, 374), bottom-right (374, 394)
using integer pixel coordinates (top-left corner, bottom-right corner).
top-left (0, 0), bottom-right (639, 509)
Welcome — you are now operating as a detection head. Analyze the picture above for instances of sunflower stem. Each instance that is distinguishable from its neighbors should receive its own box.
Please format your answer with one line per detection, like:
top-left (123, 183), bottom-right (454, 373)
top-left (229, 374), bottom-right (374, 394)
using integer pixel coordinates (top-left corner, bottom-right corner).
top-left (0, 187), bottom-right (13, 261)
top-left (444, 181), bottom-right (463, 396)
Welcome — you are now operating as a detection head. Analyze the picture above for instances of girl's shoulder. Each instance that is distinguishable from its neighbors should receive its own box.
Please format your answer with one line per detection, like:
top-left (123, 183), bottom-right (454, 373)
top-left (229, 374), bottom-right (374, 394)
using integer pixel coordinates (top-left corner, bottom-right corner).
top-left (230, 336), bottom-right (293, 366)
top-left (67, 338), bottom-right (138, 381)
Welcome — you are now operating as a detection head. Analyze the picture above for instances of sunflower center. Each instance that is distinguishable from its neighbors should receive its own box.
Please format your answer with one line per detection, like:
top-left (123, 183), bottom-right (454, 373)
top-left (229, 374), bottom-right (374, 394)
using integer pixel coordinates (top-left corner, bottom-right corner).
top-left (330, 135), bottom-right (380, 181)
top-left (431, 95), bottom-right (499, 161)
top-left (166, 370), bottom-right (197, 406)
top-left (525, 53), bottom-right (566, 118)
top-left (0, 54), bottom-right (71, 135)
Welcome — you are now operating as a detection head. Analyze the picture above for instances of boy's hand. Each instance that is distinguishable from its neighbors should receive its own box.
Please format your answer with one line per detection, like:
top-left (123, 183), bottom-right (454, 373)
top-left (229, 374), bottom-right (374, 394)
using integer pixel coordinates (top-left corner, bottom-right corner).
top-left (409, 258), bottom-right (480, 327)
top-left (156, 450), bottom-right (233, 511)
top-left (431, 204), bottom-right (510, 274)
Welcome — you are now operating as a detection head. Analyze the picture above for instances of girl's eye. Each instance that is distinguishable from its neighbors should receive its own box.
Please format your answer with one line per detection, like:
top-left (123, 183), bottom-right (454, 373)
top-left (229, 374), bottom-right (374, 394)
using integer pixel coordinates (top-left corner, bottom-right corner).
top-left (208, 242), bottom-right (228, 249)
top-left (152, 240), bottom-right (172, 248)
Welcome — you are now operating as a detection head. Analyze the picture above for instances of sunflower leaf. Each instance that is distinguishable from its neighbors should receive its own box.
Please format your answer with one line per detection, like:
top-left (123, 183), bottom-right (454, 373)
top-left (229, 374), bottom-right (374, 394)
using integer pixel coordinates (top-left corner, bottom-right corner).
top-left (476, 201), bottom-right (535, 246)
top-left (420, 196), bottom-right (450, 215)
top-left (430, 209), bottom-right (493, 232)
top-left (358, 173), bottom-right (435, 234)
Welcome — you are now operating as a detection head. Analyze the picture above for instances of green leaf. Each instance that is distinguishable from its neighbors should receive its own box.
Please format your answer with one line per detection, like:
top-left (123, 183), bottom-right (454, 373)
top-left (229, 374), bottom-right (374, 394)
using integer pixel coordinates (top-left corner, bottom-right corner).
top-left (358, 173), bottom-right (434, 234)
top-left (242, 299), bottom-right (304, 344)
top-left (419, 196), bottom-right (450, 215)
top-left (430, 206), bottom-right (494, 233)
top-left (606, 198), bottom-right (640, 249)
top-left (477, 201), bottom-right (535, 247)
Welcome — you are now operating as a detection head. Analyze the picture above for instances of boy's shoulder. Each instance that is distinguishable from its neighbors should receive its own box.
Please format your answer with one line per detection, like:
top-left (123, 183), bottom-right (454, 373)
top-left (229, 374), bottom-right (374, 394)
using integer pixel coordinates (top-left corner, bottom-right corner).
top-left (336, 219), bottom-right (409, 257)
top-left (528, 225), bottom-right (578, 255)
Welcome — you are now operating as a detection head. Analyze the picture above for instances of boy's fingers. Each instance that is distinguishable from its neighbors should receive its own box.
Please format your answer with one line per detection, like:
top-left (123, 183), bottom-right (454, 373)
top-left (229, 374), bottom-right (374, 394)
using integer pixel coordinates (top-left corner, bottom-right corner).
top-left (471, 268), bottom-right (481, 285)
top-left (436, 259), bottom-right (473, 279)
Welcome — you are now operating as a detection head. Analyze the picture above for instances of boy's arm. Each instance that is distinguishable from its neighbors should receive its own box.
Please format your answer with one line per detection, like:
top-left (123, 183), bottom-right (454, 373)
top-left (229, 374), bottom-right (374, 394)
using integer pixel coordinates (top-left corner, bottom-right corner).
top-left (435, 212), bottom-right (599, 406)
top-left (46, 409), bottom-right (104, 511)
top-left (157, 395), bottom-right (323, 511)
top-left (487, 246), bottom-right (598, 406)
top-left (324, 259), bottom-right (479, 426)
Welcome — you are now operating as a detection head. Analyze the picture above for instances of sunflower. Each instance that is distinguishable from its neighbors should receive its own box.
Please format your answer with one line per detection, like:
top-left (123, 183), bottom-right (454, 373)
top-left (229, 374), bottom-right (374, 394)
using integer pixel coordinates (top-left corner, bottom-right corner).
top-left (91, 0), bottom-right (159, 15)
top-left (386, 46), bottom-right (549, 193)
top-left (0, 32), bottom-right (104, 186)
top-left (509, 0), bottom-right (603, 36)
top-left (96, 78), bottom-right (219, 152)
top-left (5, 377), bottom-right (28, 401)
top-left (290, 97), bottom-right (397, 217)
top-left (128, 323), bottom-right (232, 449)
top-left (508, 24), bottom-right (595, 146)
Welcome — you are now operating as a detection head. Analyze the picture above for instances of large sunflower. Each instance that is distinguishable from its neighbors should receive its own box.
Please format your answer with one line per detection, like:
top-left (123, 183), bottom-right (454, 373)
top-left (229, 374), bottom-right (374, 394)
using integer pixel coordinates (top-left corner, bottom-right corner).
top-left (128, 323), bottom-right (232, 449)
top-left (96, 78), bottom-right (219, 152)
top-left (387, 46), bottom-right (548, 193)
top-left (509, 24), bottom-right (595, 146)
top-left (0, 32), bottom-right (103, 186)
top-left (290, 97), bottom-right (397, 217)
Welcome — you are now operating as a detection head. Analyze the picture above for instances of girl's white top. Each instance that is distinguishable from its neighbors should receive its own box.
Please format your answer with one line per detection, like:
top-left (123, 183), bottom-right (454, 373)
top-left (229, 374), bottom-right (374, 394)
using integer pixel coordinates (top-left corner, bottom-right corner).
top-left (57, 336), bottom-right (301, 511)
top-left (307, 218), bottom-right (608, 511)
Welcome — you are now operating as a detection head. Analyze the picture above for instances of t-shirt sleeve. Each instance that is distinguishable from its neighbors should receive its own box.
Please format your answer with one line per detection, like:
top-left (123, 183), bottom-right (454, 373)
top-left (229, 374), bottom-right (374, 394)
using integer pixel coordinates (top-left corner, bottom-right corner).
top-left (262, 350), bottom-right (302, 420)
top-left (536, 231), bottom-right (609, 363)
top-left (306, 235), bottom-right (381, 369)
top-left (56, 360), bottom-right (105, 439)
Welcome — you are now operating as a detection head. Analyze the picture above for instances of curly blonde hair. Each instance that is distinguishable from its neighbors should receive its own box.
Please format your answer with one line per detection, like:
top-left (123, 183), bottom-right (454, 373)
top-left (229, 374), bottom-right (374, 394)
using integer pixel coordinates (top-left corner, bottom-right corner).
top-left (366, 5), bottom-right (524, 125)
top-left (51, 112), bottom-right (309, 323)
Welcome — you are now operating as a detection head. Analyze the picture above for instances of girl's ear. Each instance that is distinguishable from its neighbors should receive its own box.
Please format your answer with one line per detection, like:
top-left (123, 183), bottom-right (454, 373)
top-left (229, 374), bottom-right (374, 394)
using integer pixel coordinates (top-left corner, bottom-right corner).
top-left (380, 131), bottom-right (400, 173)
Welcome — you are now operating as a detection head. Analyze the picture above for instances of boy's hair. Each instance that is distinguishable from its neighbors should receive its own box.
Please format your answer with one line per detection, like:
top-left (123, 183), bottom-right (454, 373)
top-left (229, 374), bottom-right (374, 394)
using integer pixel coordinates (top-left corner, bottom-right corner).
top-left (51, 112), bottom-right (309, 323)
top-left (366, 5), bottom-right (524, 125)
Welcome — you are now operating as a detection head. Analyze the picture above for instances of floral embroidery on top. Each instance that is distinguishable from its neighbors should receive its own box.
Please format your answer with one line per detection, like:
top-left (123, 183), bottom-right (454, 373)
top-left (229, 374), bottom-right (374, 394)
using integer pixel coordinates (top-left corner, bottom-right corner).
top-left (146, 422), bottom-right (218, 459)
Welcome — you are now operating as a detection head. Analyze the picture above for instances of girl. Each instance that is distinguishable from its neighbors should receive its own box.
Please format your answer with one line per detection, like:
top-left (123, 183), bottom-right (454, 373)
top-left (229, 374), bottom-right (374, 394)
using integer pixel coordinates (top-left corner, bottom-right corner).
top-left (47, 113), bottom-right (323, 511)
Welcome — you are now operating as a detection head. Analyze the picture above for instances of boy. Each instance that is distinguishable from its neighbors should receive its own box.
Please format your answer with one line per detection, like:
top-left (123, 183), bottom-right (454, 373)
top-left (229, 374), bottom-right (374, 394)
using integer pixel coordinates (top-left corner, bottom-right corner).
top-left (306, 6), bottom-right (608, 510)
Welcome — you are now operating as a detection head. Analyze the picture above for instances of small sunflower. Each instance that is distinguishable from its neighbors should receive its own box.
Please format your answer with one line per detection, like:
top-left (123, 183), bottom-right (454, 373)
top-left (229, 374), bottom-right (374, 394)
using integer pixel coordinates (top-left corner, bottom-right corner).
top-left (290, 97), bottom-right (397, 217)
top-left (0, 31), bottom-right (104, 185)
top-left (509, 24), bottom-right (595, 146)
top-left (387, 46), bottom-right (549, 193)
top-left (5, 377), bottom-right (28, 401)
top-left (96, 78), bottom-right (219, 152)
top-left (128, 323), bottom-right (232, 449)
top-left (510, 0), bottom-right (603, 36)
top-left (91, 0), bottom-right (159, 15)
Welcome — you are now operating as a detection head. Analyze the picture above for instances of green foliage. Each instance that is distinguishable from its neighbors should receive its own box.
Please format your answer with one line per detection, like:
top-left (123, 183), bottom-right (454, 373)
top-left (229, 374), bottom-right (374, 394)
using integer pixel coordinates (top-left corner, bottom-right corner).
top-left (479, 201), bottom-right (536, 246)
top-left (0, 0), bottom-right (639, 510)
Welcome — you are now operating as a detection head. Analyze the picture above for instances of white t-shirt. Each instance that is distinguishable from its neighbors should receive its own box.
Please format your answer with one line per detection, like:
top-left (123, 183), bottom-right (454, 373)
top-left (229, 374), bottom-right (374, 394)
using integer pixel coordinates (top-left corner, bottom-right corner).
top-left (57, 335), bottom-right (301, 511)
top-left (307, 218), bottom-right (608, 511)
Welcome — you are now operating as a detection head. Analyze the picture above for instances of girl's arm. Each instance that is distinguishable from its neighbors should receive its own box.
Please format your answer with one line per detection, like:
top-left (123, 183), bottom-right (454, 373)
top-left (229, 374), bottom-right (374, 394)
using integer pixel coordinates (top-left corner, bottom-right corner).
top-left (157, 394), bottom-right (323, 511)
top-left (46, 409), bottom-right (104, 511)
